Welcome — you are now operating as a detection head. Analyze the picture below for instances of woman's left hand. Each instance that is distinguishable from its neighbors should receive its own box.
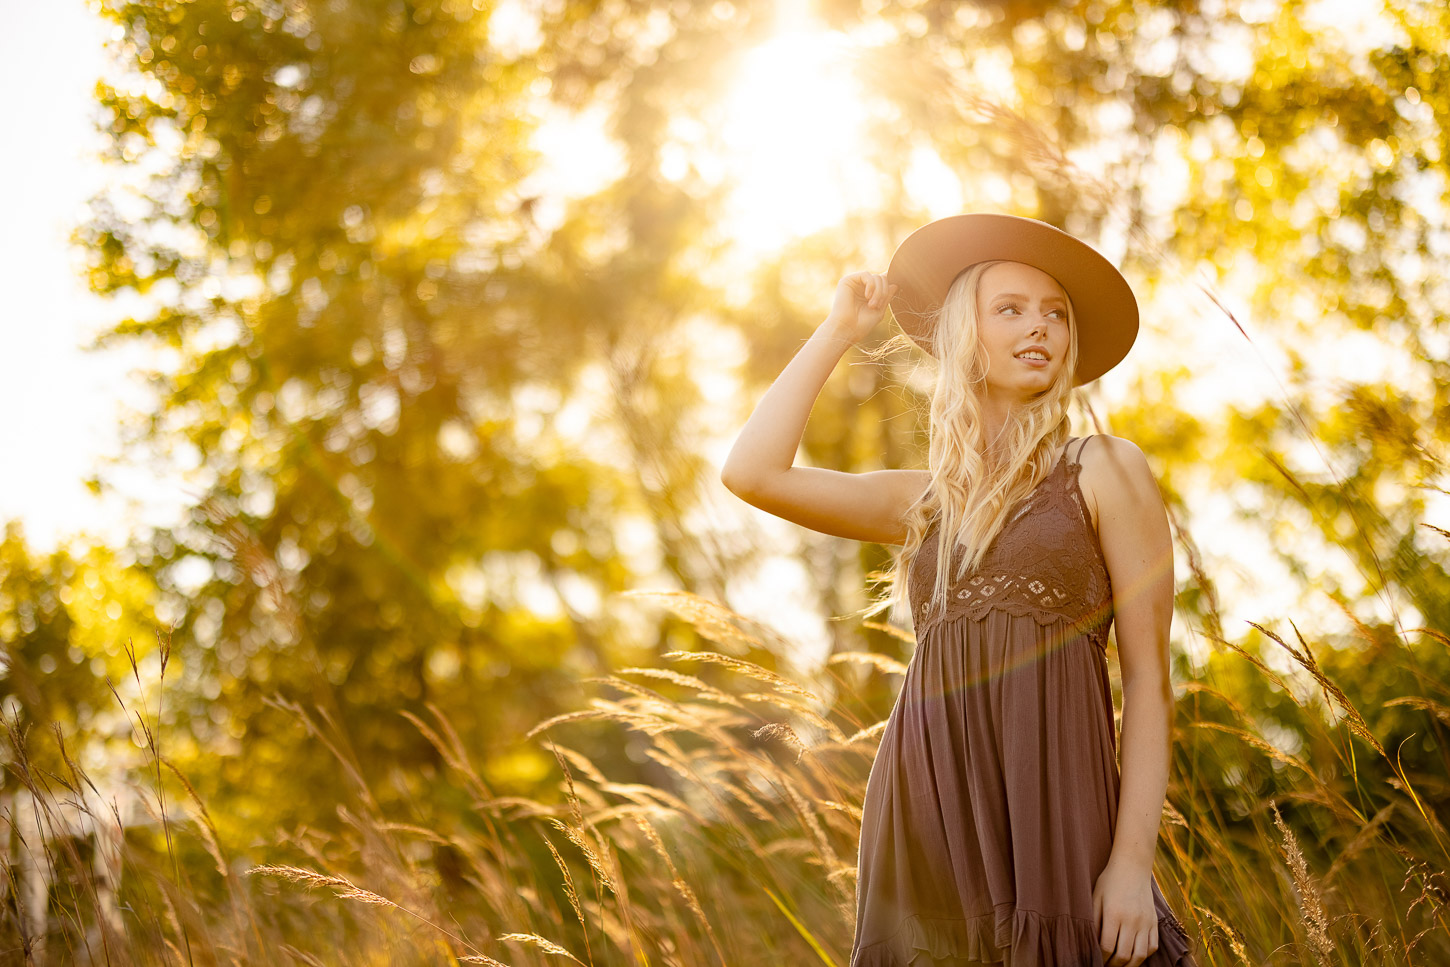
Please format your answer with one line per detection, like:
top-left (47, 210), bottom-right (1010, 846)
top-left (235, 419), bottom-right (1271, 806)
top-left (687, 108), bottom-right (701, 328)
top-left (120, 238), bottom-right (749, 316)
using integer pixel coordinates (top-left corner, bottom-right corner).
top-left (1092, 860), bottom-right (1159, 966)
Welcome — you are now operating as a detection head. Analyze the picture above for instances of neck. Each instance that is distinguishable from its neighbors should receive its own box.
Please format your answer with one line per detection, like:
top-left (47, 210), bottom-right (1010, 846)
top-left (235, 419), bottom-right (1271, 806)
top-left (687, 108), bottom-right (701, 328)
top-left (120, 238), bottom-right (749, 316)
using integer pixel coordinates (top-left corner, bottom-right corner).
top-left (979, 392), bottom-right (1026, 449)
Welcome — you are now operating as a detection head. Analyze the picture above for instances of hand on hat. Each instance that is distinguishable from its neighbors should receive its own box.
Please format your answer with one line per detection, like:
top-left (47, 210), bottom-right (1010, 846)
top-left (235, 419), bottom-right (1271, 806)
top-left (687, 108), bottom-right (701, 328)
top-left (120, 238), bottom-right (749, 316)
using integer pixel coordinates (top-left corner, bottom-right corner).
top-left (826, 271), bottom-right (899, 346)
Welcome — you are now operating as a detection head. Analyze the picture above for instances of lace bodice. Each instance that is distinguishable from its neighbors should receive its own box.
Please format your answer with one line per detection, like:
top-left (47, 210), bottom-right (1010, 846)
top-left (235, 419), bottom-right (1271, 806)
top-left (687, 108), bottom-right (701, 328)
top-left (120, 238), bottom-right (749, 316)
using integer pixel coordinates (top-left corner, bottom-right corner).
top-left (907, 437), bottom-right (1114, 649)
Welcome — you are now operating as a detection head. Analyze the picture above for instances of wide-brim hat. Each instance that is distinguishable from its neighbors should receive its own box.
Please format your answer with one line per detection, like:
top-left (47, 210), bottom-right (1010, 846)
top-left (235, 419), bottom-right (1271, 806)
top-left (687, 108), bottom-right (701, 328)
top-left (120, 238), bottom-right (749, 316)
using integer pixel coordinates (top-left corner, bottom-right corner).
top-left (885, 212), bottom-right (1139, 386)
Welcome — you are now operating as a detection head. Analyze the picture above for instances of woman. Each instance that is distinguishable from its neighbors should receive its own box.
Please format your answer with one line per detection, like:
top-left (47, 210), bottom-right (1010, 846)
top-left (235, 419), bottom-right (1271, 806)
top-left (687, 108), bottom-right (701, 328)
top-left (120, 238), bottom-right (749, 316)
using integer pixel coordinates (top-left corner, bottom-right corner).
top-left (720, 214), bottom-right (1198, 967)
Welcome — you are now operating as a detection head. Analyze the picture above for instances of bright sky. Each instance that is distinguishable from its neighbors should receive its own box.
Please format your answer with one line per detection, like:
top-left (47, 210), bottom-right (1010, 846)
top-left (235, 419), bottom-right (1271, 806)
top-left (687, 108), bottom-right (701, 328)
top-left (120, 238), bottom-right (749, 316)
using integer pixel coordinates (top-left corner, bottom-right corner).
top-left (0, 1), bottom-right (188, 556)
top-left (0, 0), bottom-right (1424, 668)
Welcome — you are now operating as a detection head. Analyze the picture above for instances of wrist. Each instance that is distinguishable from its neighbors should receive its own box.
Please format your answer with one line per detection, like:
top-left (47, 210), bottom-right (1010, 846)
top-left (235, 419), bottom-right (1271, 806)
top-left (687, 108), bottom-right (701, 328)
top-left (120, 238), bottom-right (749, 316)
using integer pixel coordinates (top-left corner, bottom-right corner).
top-left (815, 316), bottom-right (857, 347)
top-left (1105, 843), bottom-right (1157, 876)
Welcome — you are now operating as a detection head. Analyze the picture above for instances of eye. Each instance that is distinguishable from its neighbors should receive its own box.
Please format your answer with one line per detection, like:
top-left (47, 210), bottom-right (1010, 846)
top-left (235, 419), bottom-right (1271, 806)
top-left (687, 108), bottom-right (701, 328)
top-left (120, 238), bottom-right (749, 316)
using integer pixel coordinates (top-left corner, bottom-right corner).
top-left (997, 304), bottom-right (1019, 315)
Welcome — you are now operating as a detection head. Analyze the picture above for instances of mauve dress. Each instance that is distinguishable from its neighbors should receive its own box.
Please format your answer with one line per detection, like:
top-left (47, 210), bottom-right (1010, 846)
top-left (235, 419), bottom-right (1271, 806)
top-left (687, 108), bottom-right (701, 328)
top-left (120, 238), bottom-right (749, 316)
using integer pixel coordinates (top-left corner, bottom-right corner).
top-left (849, 436), bottom-right (1198, 967)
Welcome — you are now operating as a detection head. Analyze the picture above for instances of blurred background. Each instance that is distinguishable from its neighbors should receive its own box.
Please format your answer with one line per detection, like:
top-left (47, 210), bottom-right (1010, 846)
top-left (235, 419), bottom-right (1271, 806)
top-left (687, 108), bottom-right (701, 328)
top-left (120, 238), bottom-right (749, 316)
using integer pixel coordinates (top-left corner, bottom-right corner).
top-left (1, 0), bottom-right (1448, 963)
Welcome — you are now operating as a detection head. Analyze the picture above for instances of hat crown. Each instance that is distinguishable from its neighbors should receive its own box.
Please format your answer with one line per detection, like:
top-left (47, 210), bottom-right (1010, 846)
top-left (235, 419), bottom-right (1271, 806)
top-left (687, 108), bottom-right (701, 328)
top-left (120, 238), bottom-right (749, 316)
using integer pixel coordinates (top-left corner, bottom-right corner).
top-left (885, 213), bottom-right (1138, 386)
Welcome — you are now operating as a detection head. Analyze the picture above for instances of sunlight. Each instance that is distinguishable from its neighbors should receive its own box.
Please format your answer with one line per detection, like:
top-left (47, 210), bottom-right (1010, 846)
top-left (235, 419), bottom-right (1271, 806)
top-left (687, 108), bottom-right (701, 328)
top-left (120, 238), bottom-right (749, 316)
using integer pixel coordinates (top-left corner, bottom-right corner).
top-left (699, 13), bottom-right (882, 257)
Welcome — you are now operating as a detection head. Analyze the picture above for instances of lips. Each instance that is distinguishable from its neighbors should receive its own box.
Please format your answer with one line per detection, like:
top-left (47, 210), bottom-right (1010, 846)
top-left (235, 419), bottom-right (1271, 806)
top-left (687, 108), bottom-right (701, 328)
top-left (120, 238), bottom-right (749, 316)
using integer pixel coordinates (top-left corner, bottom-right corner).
top-left (1014, 345), bottom-right (1050, 361)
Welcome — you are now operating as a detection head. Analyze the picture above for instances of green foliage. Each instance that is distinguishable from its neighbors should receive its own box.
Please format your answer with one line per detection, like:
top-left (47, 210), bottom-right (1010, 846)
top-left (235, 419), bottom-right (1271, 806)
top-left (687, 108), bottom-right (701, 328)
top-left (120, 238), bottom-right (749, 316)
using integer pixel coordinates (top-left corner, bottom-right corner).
top-left (1, 0), bottom-right (1448, 961)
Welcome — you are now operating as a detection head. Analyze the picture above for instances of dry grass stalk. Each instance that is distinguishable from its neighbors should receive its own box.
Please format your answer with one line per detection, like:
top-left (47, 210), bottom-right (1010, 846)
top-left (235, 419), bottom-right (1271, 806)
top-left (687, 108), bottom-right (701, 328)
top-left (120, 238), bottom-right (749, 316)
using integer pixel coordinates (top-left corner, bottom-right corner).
top-left (1253, 620), bottom-right (1385, 756)
top-left (752, 722), bottom-right (808, 761)
top-left (1175, 681), bottom-right (1251, 721)
top-left (585, 674), bottom-right (683, 709)
top-left (546, 743), bottom-right (611, 787)
top-left (615, 666), bottom-right (746, 707)
top-left (1406, 625), bottom-right (1450, 651)
top-left (1269, 800), bottom-right (1333, 965)
top-left (632, 815), bottom-right (727, 965)
top-left (247, 863), bottom-right (486, 959)
top-left (817, 799), bottom-right (864, 823)
top-left (739, 691), bottom-right (845, 741)
top-left (661, 650), bottom-right (822, 704)
top-left (1274, 786), bottom-right (1378, 830)
top-left (1203, 632), bottom-right (1303, 705)
top-left (539, 829), bottom-right (589, 951)
top-left (641, 744), bottom-right (708, 794)
top-left (1397, 856), bottom-right (1449, 951)
top-left (620, 589), bottom-right (765, 654)
top-left (844, 720), bottom-right (887, 747)
top-left (1324, 804), bottom-right (1396, 884)
top-left (715, 778), bottom-right (775, 823)
top-left (398, 701), bottom-right (496, 800)
top-left (593, 695), bottom-right (732, 737)
top-left (857, 620), bottom-right (915, 645)
top-left (1192, 904), bottom-right (1251, 964)
top-left (476, 796), bottom-right (564, 820)
top-left (827, 649), bottom-right (909, 676)
top-left (545, 740), bottom-right (604, 964)
top-left (279, 942), bottom-right (329, 965)
top-left (248, 864), bottom-right (396, 906)
top-left (598, 783), bottom-right (691, 816)
top-left (526, 709), bottom-right (615, 740)
top-left (1384, 695), bottom-right (1450, 727)
top-left (547, 818), bottom-right (616, 896)
top-left (262, 694), bottom-right (381, 816)
top-left (497, 932), bottom-right (587, 962)
top-left (159, 756), bottom-right (229, 878)
top-left (374, 821), bottom-right (452, 846)
top-left (772, 768), bottom-right (842, 877)
top-left (1188, 722), bottom-right (1315, 778)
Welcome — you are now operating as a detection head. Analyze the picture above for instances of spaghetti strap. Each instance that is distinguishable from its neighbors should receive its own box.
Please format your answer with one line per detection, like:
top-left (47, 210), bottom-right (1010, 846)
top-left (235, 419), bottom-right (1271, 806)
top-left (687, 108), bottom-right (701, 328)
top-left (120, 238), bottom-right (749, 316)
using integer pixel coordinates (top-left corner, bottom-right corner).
top-left (1055, 435), bottom-right (1076, 472)
top-left (855, 426), bottom-right (1201, 966)
top-left (1070, 434), bottom-right (1095, 465)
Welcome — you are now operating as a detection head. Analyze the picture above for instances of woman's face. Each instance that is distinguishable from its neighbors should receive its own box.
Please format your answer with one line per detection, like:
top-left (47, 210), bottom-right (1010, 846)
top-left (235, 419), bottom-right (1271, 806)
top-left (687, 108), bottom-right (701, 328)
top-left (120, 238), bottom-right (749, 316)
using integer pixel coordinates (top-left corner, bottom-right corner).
top-left (974, 261), bottom-right (1071, 400)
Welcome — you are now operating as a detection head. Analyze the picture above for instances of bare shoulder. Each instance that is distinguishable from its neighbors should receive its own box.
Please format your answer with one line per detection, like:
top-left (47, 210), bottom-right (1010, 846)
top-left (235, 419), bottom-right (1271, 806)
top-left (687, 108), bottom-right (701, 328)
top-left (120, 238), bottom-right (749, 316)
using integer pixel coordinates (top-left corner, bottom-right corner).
top-left (1074, 434), bottom-right (1161, 531)
top-left (1079, 433), bottom-right (1151, 470)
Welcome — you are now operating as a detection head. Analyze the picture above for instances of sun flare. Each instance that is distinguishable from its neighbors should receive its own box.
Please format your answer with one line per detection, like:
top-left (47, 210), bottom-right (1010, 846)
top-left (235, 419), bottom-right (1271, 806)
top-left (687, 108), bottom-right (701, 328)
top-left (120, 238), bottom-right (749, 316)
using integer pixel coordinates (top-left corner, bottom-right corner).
top-left (717, 32), bottom-right (876, 249)
top-left (662, 11), bottom-right (890, 258)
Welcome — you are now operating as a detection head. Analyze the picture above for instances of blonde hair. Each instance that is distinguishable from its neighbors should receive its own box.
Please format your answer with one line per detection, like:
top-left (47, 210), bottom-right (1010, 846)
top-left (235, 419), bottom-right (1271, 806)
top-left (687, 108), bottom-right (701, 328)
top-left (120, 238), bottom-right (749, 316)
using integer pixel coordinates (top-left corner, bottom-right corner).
top-left (866, 259), bottom-right (1081, 629)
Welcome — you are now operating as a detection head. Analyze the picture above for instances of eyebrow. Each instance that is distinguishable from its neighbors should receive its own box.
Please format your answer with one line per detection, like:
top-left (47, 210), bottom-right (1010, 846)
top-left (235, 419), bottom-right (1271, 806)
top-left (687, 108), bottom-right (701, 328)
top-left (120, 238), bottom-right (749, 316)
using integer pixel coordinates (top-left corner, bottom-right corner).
top-left (992, 292), bottom-right (1067, 305)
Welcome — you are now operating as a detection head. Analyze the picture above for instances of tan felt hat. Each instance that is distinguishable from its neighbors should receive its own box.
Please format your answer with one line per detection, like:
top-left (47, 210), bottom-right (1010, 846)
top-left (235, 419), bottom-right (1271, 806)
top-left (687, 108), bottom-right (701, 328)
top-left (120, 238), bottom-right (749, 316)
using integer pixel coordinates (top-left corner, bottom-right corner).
top-left (885, 212), bottom-right (1139, 386)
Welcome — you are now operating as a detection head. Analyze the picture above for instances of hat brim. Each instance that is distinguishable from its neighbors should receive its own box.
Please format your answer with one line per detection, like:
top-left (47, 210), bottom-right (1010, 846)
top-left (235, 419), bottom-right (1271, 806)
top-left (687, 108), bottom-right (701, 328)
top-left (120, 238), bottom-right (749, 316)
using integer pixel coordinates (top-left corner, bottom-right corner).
top-left (885, 213), bottom-right (1139, 386)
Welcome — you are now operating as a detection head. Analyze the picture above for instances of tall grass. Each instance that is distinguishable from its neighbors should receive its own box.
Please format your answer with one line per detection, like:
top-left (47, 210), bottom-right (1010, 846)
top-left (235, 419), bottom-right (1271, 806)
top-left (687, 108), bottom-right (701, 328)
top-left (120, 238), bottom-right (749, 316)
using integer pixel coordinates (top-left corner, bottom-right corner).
top-left (2, 576), bottom-right (1448, 965)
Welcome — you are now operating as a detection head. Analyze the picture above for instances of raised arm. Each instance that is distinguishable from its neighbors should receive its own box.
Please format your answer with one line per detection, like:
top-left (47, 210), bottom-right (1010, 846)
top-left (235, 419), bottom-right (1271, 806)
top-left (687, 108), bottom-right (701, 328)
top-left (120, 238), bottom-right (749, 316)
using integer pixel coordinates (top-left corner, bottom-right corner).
top-left (719, 272), bottom-right (929, 545)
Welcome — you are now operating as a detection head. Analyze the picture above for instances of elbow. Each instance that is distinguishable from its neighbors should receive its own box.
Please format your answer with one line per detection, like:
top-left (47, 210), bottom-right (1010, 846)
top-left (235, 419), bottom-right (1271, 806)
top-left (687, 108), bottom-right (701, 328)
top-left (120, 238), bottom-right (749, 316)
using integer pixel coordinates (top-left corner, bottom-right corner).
top-left (719, 462), bottom-right (755, 499)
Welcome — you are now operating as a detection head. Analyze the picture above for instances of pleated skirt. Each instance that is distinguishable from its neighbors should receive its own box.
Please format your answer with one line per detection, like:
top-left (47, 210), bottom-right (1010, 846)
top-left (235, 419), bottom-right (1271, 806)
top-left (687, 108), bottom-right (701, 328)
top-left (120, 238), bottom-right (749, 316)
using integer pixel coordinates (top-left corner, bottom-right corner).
top-left (849, 610), bottom-right (1197, 967)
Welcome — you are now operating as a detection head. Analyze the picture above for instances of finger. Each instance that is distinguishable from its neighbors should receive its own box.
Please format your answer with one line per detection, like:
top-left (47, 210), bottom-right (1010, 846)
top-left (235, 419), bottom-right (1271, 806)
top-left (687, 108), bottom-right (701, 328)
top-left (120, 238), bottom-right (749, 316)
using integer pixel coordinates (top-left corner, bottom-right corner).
top-left (1100, 922), bottom-right (1122, 965)
top-left (1131, 931), bottom-right (1152, 967)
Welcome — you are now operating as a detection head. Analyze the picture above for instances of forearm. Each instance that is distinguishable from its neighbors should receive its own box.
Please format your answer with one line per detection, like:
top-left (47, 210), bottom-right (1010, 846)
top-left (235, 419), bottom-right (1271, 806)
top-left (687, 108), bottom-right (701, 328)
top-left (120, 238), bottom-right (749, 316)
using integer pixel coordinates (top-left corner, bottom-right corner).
top-left (720, 317), bottom-right (854, 491)
top-left (1108, 679), bottom-right (1174, 874)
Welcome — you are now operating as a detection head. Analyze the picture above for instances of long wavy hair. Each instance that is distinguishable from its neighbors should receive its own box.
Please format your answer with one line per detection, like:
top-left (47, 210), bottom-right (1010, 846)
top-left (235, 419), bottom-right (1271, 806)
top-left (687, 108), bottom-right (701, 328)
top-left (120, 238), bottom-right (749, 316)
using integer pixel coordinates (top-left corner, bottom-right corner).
top-left (866, 259), bottom-right (1081, 630)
